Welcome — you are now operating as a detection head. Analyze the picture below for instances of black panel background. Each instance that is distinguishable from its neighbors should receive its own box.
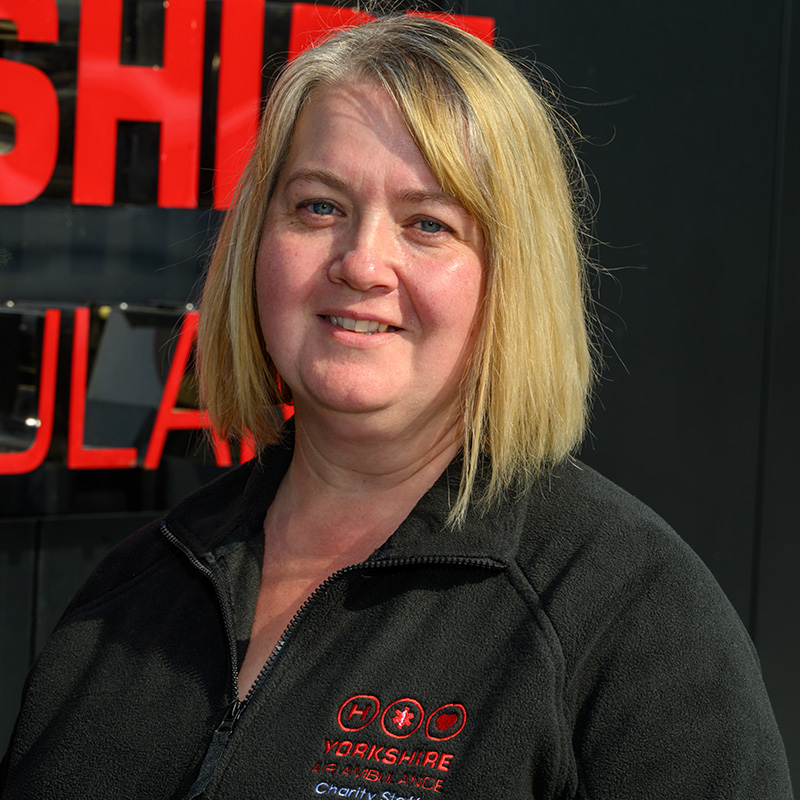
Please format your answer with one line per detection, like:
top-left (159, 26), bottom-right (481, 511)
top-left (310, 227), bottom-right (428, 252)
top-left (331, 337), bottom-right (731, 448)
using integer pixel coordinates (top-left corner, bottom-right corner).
top-left (0, 0), bottom-right (797, 784)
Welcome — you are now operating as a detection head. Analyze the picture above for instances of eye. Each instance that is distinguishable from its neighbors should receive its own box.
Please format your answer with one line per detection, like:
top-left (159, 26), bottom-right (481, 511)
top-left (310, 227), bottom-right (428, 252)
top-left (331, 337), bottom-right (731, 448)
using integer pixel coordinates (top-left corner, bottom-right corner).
top-left (305, 200), bottom-right (337, 216)
top-left (413, 218), bottom-right (450, 234)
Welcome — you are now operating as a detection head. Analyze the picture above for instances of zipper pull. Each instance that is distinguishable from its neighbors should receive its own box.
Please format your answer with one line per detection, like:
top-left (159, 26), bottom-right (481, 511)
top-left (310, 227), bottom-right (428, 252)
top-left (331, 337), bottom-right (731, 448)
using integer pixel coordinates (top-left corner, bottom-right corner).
top-left (218, 697), bottom-right (244, 733)
top-left (184, 699), bottom-right (245, 799)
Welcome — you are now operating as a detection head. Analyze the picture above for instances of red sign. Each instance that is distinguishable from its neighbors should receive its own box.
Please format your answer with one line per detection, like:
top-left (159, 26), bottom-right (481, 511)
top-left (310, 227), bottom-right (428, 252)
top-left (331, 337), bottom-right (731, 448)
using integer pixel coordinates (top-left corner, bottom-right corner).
top-left (0, 1), bottom-right (495, 475)
top-left (0, 0), bottom-right (495, 208)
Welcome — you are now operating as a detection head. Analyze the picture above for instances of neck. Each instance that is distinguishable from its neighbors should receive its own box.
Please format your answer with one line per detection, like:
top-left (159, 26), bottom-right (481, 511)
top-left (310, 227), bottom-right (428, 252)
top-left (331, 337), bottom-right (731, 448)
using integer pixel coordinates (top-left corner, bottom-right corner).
top-left (265, 407), bottom-right (461, 562)
top-left (295, 405), bottom-right (461, 488)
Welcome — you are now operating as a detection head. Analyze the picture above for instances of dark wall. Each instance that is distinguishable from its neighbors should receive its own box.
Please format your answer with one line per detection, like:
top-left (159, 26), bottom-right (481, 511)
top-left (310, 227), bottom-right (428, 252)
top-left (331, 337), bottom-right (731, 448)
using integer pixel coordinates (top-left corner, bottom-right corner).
top-left (754, 0), bottom-right (800, 780)
top-left (1, 0), bottom-right (797, 784)
top-left (461, 0), bottom-right (798, 780)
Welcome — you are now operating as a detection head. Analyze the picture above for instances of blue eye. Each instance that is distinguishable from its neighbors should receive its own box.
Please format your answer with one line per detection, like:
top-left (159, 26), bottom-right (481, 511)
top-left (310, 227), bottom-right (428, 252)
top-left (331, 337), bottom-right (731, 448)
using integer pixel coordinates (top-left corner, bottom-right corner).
top-left (416, 219), bottom-right (446, 233)
top-left (309, 201), bottom-right (336, 215)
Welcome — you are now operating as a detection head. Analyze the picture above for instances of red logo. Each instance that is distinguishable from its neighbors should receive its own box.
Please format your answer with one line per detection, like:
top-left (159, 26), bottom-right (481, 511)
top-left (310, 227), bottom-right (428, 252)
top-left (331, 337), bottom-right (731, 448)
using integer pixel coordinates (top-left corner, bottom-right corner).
top-left (338, 695), bottom-right (381, 732)
top-left (335, 694), bottom-right (467, 741)
top-left (425, 704), bottom-right (466, 741)
top-left (380, 698), bottom-right (424, 738)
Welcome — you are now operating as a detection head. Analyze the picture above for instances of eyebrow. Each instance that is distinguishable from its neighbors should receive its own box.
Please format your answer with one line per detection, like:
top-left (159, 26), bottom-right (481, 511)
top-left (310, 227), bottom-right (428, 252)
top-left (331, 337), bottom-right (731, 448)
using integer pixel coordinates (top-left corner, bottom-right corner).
top-left (283, 168), bottom-right (349, 195)
top-left (283, 168), bottom-right (465, 211)
top-left (396, 188), bottom-right (465, 211)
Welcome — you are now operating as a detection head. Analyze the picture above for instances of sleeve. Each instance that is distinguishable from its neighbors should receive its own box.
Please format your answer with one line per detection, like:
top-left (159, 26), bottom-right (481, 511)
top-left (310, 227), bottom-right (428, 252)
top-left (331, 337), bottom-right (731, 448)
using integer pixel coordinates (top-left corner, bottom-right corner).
top-left (564, 534), bottom-right (793, 799)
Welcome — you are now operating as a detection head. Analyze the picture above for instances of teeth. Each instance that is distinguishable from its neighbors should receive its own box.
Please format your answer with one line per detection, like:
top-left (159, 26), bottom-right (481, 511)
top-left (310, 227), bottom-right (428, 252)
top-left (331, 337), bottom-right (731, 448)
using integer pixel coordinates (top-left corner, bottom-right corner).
top-left (328, 316), bottom-right (392, 334)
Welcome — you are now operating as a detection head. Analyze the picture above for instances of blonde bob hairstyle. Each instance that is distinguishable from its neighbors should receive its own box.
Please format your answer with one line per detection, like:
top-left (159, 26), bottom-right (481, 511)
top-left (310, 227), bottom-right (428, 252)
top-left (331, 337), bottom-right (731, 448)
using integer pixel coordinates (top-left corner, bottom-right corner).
top-left (199, 14), bottom-right (594, 524)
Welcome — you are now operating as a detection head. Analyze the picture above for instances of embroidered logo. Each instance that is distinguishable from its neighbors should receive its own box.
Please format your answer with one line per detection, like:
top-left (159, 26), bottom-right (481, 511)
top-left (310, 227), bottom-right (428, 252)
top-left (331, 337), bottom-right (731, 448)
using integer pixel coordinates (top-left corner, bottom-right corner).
top-left (338, 695), bottom-right (381, 732)
top-left (381, 698), bottom-right (424, 738)
top-left (335, 694), bottom-right (466, 742)
top-left (425, 705), bottom-right (466, 741)
top-left (312, 693), bottom-right (467, 795)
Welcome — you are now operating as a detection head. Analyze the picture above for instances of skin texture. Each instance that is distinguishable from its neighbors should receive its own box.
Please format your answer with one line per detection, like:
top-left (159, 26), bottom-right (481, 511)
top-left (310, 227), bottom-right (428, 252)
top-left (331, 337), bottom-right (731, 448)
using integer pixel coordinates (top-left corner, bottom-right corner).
top-left (239, 83), bottom-right (485, 697)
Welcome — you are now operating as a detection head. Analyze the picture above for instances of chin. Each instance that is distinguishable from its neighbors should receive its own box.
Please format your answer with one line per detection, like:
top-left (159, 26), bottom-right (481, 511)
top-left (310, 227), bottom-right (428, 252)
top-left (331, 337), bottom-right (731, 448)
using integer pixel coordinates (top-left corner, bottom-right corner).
top-left (288, 364), bottom-right (401, 414)
top-left (291, 381), bottom-right (395, 418)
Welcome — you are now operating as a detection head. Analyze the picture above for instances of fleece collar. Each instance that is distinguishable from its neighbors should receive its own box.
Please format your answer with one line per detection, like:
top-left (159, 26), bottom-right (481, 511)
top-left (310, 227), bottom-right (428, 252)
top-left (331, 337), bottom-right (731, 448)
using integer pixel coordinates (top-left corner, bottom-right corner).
top-left (162, 433), bottom-right (524, 569)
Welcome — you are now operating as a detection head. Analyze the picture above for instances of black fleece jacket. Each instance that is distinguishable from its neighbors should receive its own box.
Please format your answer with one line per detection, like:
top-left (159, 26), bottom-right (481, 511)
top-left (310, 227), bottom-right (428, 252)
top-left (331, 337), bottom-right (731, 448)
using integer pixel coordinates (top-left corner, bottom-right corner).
top-left (1, 444), bottom-right (793, 799)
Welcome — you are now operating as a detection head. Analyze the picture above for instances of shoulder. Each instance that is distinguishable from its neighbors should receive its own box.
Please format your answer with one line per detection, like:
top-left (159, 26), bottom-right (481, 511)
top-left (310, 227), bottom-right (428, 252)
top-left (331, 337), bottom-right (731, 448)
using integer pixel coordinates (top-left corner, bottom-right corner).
top-left (56, 436), bottom-right (293, 622)
top-left (60, 458), bottom-right (268, 619)
top-left (513, 459), bottom-right (719, 608)
top-left (518, 458), bottom-right (680, 554)
top-left (508, 461), bottom-right (792, 796)
top-left (510, 459), bottom-right (759, 693)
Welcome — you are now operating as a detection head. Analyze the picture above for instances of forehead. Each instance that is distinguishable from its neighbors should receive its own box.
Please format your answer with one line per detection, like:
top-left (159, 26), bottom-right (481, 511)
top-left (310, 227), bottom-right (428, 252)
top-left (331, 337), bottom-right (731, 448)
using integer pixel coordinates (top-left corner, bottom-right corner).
top-left (280, 82), bottom-right (431, 182)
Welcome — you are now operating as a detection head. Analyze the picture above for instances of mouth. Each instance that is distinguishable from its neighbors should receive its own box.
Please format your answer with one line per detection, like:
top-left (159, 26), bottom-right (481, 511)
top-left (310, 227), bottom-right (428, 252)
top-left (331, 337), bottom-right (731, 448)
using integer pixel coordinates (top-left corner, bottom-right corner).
top-left (325, 316), bottom-right (398, 335)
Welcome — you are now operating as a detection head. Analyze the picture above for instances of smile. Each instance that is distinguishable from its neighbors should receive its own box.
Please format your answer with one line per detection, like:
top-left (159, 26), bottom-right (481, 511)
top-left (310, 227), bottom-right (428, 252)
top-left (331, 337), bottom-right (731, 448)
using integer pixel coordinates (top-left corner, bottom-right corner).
top-left (326, 316), bottom-right (396, 334)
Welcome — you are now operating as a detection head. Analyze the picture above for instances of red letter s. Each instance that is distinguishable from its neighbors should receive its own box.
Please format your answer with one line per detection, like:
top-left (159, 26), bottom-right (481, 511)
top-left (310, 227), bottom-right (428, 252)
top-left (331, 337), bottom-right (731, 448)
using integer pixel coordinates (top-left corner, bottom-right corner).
top-left (0, 0), bottom-right (59, 204)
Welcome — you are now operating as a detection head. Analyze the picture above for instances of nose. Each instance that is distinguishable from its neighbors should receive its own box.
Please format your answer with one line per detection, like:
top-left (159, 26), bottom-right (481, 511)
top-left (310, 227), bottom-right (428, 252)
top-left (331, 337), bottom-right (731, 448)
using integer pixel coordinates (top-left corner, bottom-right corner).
top-left (327, 217), bottom-right (399, 293)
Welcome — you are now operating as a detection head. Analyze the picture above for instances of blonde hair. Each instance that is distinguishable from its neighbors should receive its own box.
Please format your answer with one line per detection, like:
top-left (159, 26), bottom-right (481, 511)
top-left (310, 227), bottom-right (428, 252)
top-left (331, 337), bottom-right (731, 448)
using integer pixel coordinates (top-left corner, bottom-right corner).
top-left (199, 15), bottom-right (594, 524)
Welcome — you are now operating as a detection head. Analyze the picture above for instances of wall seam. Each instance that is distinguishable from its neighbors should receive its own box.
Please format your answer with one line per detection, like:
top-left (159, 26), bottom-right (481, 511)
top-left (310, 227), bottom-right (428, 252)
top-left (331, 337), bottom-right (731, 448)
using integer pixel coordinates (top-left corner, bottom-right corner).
top-left (750, 0), bottom-right (793, 645)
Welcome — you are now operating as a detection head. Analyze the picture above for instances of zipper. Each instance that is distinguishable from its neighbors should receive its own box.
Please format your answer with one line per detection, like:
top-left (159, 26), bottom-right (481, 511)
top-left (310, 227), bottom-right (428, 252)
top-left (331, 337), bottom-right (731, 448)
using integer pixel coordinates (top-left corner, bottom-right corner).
top-left (160, 523), bottom-right (242, 701)
top-left (160, 521), bottom-right (504, 797)
top-left (238, 553), bottom-right (503, 707)
top-left (160, 522), bottom-right (246, 800)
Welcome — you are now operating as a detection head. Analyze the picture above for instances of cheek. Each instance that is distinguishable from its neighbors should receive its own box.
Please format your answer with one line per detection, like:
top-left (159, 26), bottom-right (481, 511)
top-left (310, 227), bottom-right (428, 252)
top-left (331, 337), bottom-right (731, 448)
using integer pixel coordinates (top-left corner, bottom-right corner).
top-left (256, 231), bottom-right (299, 314)
top-left (419, 258), bottom-right (484, 342)
top-left (255, 239), bottom-right (293, 349)
top-left (255, 233), bottom-right (324, 370)
top-left (257, 224), bottom-right (324, 299)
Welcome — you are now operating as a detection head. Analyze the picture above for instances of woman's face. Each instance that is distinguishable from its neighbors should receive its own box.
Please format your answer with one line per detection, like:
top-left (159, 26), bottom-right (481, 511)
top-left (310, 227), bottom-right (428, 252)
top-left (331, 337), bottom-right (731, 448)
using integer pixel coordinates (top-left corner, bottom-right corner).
top-left (255, 82), bottom-right (484, 437)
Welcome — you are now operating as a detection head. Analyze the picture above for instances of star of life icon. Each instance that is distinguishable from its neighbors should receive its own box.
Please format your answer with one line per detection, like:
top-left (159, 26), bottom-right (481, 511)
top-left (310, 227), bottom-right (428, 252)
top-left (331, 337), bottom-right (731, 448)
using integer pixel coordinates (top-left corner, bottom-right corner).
top-left (393, 706), bottom-right (415, 729)
top-left (381, 698), bottom-right (424, 738)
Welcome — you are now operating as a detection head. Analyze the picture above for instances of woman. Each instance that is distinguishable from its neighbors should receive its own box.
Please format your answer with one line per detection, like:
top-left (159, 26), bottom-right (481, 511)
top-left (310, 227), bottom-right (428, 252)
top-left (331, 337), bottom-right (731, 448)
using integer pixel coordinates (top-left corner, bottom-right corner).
top-left (1, 15), bottom-right (792, 800)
